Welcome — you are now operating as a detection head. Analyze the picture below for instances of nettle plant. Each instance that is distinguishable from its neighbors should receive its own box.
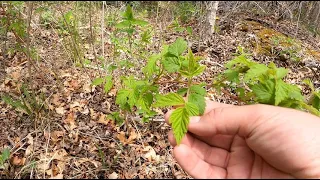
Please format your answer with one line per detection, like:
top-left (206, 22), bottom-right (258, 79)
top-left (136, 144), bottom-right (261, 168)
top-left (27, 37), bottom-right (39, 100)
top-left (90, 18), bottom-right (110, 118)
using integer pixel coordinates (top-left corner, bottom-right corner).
top-left (115, 38), bottom-right (207, 144)
top-left (212, 46), bottom-right (320, 116)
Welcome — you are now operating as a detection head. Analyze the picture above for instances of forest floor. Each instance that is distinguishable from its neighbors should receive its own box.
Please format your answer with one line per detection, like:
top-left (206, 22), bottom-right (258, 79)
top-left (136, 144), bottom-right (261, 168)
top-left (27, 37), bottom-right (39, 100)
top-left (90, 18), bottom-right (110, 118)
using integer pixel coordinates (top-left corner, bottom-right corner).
top-left (1, 3), bottom-right (320, 179)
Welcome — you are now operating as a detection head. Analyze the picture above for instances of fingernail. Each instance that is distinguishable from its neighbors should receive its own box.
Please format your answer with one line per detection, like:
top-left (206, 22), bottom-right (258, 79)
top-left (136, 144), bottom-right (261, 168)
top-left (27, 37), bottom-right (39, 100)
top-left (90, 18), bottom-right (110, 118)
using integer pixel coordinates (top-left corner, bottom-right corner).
top-left (190, 116), bottom-right (200, 123)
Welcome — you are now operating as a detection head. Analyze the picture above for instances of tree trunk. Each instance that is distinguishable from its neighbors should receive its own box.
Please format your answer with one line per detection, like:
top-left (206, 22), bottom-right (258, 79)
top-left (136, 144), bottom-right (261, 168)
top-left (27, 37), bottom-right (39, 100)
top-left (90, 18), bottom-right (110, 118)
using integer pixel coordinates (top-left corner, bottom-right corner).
top-left (206, 1), bottom-right (219, 39)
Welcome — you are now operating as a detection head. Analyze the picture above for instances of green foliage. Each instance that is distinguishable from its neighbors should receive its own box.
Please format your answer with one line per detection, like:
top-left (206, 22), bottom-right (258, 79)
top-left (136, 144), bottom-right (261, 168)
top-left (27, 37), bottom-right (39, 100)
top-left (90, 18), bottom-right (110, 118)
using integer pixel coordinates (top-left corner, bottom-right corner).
top-left (169, 102), bottom-right (198, 144)
top-left (270, 36), bottom-right (302, 62)
top-left (58, 9), bottom-right (84, 65)
top-left (168, 18), bottom-right (193, 36)
top-left (111, 37), bottom-right (206, 144)
top-left (153, 93), bottom-right (185, 108)
top-left (1, 85), bottom-right (46, 118)
top-left (174, 1), bottom-right (199, 24)
top-left (304, 78), bottom-right (320, 110)
top-left (213, 47), bottom-right (320, 116)
top-left (92, 75), bottom-right (113, 93)
top-left (0, 148), bottom-right (10, 168)
top-left (35, 6), bottom-right (55, 28)
top-left (107, 112), bottom-right (124, 125)
top-left (115, 5), bottom-right (148, 41)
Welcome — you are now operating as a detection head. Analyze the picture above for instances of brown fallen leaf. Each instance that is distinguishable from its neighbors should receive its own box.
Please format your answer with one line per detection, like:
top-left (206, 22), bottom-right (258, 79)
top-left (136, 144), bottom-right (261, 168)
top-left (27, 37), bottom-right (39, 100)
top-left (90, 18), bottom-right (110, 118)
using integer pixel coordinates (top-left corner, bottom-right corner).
top-left (52, 94), bottom-right (61, 106)
top-left (117, 129), bottom-right (137, 145)
top-left (11, 71), bottom-right (21, 81)
top-left (64, 111), bottom-right (77, 130)
top-left (142, 146), bottom-right (160, 162)
top-left (117, 132), bottom-right (126, 145)
top-left (97, 114), bottom-right (109, 126)
top-left (75, 158), bottom-right (101, 168)
top-left (83, 83), bottom-right (92, 93)
top-left (51, 131), bottom-right (64, 144)
top-left (55, 106), bottom-right (65, 115)
top-left (70, 101), bottom-right (81, 109)
top-left (69, 79), bottom-right (80, 90)
top-left (25, 134), bottom-right (34, 156)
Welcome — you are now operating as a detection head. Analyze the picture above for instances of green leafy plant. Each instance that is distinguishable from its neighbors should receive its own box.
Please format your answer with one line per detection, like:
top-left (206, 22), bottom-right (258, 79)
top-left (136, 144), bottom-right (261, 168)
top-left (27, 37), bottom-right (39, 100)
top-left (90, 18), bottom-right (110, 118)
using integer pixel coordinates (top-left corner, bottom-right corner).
top-left (92, 75), bottom-right (113, 94)
top-left (303, 78), bottom-right (320, 110)
top-left (168, 18), bottom-right (193, 36)
top-left (0, 1), bottom-right (39, 58)
top-left (1, 85), bottom-right (46, 119)
top-left (270, 36), bottom-right (302, 62)
top-left (212, 46), bottom-right (320, 116)
top-left (58, 8), bottom-right (84, 66)
top-left (115, 5), bottom-right (148, 58)
top-left (35, 6), bottom-right (55, 28)
top-left (114, 37), bottom-right (206, 144)
top-left (0, 148), bottom-right (10, 169)
top-left (174, 1), bottom-right (199, 24)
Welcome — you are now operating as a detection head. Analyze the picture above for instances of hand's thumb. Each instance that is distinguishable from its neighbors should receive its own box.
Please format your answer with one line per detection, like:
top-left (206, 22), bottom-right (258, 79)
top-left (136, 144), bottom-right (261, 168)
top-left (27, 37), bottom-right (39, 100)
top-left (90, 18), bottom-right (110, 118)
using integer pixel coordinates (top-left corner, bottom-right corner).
top-left (187, 104), bottom-right (267, 137)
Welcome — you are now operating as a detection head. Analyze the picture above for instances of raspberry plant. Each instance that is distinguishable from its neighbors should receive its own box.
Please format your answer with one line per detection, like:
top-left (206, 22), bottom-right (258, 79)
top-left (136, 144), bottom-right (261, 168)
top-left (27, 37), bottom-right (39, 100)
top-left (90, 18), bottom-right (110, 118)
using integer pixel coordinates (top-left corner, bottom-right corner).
top-left (95, 7), bottom-right (320, 145)
top-left (212, 46), bottom-right (320, 116)
top-left (115, 37), bottom-right (207, 144)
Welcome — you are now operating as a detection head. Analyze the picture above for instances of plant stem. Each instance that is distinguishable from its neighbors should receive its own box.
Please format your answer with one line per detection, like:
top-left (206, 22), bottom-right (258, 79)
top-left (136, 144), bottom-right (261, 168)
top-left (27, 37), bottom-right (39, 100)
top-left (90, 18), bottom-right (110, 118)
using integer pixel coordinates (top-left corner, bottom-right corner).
top-left (89, 1), bottom-right (102, 77)
top-left (128, 23), bottom-right (133, 60)
top-left (186, 77), bottom-right (192, 100)
top-left (26, 1), bottom-right (33, 83)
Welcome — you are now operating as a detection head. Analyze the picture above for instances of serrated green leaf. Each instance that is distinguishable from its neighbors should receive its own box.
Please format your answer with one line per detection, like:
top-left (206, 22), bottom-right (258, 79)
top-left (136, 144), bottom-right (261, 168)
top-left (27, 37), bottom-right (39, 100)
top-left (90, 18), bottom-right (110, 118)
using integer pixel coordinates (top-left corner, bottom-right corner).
top-left (153, 93), bottom-right (185, 107)
top-left (244, 64), bottom-right (269, 81)
top-left (123, 5), bottom-right (133, 20)
top-left (275, 68), bottom-right (288, 79)
top-left (251, 80), bottom-right (275, 104)
top-left (115, 20), bottom-right (130, 28)
top-left (123, 75), bottom-right (137, 89)
top-left (311, 93), bottom-right (320, 110)
top-left (92, 77), bottom-right (104, 86)
top-left (224, 69), bottom-right (240, 83)
top-left (104, 75), bottom-right (113, 93)
top-left (283, 83), bottom-right (304, 101)
top-left (275, 80), bottom-right (287, 105)
top-left (300, 102), bottom-right (320, 116)
top-left (2, 96), bottom-right (14, 106)
top-left (185, 102), bottom-right (199, 116)
top-left (191, 65), bottom-right (206, 76)
top-left (188, 93), bottom-right (205, 115)
top-left (177, 88), bottom-right (188, 97)
top-left (226, 55), bottom-right (255, 69)
top-left (138, 93), bottom-right (153, 112)
top-left (116, 89), bottom-right (130, 107)
top-left (162, 55), bottom-right (180, 73)
top-left (131, 19), bottom-right (148, 26)
top-left (268, 62), bottom-right (277, 69)
top-left (168, 37), bottom-right (187, 57)
top-left (169, 107), bottom-right (189, 145)
top-left (190, 85), bottom-right (206, 96)
top-left (128, 89), bottom-right (139, 109)
top-left (143, 54), bottom-right (161, 77)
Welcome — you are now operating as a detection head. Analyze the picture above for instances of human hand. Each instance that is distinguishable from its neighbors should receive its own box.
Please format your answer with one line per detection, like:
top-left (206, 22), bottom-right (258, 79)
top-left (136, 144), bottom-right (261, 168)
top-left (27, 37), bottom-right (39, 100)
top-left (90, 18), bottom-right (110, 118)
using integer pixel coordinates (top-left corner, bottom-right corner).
top-left (165, 100), bottom-right (320, 178)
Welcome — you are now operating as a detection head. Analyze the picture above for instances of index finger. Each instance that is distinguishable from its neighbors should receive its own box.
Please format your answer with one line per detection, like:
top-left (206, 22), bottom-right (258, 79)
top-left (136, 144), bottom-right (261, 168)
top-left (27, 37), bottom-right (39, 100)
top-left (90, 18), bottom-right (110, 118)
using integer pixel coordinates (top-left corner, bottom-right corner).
top-left (164, 100), bottom-right (234, 125)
